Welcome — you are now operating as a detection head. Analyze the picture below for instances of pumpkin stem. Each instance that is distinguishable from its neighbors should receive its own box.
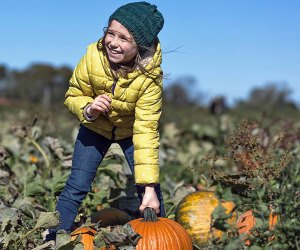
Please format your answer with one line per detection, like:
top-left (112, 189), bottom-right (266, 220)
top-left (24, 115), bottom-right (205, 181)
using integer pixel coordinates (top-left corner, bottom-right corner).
top-left (142, 207), bottom-right (158, 222)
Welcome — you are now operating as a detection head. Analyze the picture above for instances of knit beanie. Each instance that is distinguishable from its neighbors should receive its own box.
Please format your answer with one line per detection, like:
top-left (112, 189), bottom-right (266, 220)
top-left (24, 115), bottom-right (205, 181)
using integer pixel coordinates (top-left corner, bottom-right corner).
top-left (108, 1), bottom-right (164, 50)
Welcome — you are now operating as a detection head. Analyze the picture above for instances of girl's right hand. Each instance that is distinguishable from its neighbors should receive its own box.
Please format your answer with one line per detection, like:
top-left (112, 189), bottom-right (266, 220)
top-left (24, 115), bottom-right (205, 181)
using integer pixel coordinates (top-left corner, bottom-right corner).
top-left (87, 94), bottom-right (112, 117)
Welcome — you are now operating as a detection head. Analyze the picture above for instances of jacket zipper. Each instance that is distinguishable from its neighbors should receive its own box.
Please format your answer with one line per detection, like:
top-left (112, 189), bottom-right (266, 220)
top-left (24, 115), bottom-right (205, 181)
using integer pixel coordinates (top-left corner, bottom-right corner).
top-left (111, 79), bottom-right (117, 95)
top-left (111, 79), bottom-right (117, 140)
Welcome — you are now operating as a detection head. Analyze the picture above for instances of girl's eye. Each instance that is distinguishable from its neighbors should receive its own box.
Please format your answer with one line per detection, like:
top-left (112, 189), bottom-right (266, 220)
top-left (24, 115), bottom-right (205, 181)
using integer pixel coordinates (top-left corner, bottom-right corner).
top-left (120, 37), bottom-right (129, 42)
top-left (107, 31), bottom-right (115, 37)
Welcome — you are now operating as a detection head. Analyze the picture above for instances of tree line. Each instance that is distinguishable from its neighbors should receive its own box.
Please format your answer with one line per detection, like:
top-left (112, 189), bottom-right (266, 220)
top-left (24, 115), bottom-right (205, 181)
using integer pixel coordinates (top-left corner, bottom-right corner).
top-left (0, 64), bottom-right (297, 112)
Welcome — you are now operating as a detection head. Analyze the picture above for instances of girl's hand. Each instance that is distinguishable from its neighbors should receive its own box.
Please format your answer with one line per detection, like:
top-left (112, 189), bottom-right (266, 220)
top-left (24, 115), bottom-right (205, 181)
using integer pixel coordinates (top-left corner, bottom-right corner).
top-left (87, 94), bottom-right (112, 117)
top-left (139, 185), bottom-right (160, 214)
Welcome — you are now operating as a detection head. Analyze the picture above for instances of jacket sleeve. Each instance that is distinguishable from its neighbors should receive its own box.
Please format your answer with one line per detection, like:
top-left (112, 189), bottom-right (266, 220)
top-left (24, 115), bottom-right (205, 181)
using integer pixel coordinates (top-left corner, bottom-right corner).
top-left (64, 46), bottom-right (94, 123)
top-left (133, 77), bottom-right (162, 185)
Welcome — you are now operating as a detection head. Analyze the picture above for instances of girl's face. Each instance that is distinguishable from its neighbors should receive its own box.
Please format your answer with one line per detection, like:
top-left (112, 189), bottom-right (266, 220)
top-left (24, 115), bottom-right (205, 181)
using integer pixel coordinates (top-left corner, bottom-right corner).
top-left (104, 20), bottom-right (138, 65)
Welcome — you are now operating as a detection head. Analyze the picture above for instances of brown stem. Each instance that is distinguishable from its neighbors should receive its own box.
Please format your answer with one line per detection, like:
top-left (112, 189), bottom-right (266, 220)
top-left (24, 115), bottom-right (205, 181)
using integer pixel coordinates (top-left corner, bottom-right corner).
top-left (142, 207), bottom-right (158, 222)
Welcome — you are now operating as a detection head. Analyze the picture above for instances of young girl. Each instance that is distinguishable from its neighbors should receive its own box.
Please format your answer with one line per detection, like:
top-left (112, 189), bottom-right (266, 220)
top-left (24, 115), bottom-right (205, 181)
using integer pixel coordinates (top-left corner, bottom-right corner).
top-left (47, 1), bottom-right (165, 240)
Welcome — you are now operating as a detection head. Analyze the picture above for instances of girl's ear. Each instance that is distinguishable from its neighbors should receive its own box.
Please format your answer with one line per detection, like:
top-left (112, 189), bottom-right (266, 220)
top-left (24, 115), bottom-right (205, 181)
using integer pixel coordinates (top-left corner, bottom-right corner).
top-left (97, 38), bottom-right (105, 52)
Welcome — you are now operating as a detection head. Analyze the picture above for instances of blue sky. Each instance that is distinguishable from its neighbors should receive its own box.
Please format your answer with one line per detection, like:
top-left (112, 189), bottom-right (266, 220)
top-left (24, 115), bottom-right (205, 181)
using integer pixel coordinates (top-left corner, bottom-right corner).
top-left (1, 0), bottom-right (300, 105)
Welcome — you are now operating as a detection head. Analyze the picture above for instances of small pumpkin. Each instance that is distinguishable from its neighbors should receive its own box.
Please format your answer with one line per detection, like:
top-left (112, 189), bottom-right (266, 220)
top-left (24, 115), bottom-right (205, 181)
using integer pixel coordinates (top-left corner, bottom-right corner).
top-left (236, 209), bottom-right (279, 245)
top-left (175, 191), bottom-right (237, 247)
top-left (269, 209), bottom-right (278, 230)
top-left (71, 226), bottom-right (97, 250)
top-left (71, 208), bottom-right (131, 250)
top-left (236, 210), bottom-right (256, 246)
top-left (128, 207), bottom-right (193, 250)
top-left (71, 226), bottom-right (116, 250)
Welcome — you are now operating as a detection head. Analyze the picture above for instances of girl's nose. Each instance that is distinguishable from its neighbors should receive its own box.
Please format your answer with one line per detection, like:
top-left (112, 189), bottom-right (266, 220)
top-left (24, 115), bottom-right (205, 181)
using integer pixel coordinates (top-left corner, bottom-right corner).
top-left (110, 36), bottom-right (119, 47)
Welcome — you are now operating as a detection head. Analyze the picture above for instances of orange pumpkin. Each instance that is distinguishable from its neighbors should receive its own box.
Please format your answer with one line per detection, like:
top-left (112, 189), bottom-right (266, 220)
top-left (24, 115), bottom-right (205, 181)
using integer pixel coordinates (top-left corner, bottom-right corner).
top-left (128, 207), bottom-right (193, 250)
top-left (175, 191), bottom-right (237, 247)
top-left (71, 226), bottom-right (97, 250)
top-left (236, 210), bottom-right (256, 246)
top-left (71, 226), bottom-right (116, 250)
top-left (269, 209), bottom-right (278, 230)
top-left (237, 209), bottom-right (279, 245)
top-left (71, 208), bottom-right (131, 250)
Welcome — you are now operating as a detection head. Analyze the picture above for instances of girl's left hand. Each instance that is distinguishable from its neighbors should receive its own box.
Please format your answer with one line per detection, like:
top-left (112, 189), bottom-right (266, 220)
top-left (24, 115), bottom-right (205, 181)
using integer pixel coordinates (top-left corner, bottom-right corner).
top-left (139, 185), bottom-right (160, 214)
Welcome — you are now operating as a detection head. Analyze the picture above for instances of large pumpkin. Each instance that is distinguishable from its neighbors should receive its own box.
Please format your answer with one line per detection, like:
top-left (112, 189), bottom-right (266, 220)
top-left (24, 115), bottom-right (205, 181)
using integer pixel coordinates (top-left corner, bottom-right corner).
top-left (175, 191), bottom-right (237, 247)
top-left (128, 207), bottom-right (193, 250)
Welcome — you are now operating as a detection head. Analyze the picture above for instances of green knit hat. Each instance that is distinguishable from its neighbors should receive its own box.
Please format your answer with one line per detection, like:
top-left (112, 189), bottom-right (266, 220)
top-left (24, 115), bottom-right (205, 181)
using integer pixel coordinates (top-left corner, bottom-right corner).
top-left (108, 1), bottom-right (164, 50)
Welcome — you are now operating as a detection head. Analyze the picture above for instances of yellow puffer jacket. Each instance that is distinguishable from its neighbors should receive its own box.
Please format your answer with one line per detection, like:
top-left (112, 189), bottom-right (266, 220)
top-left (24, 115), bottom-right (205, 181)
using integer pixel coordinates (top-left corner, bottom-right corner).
top-left (64, 40), bottom-right (163, 185)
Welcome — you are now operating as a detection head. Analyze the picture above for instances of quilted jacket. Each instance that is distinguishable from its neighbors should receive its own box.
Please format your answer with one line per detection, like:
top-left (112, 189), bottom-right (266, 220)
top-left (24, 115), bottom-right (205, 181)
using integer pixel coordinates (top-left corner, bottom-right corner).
top-left (64, 40), bottom-right (163, 185)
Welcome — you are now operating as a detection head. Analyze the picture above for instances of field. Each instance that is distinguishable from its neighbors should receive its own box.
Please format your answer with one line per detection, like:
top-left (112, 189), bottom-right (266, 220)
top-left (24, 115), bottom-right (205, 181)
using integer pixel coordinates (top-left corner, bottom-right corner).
top-left (0, 102), bottom-right (299, 249)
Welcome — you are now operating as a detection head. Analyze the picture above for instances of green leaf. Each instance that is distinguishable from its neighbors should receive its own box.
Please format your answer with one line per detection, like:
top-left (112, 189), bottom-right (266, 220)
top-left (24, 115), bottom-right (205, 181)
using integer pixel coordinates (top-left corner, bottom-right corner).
top-left (31, 240), bottom-right (55, 250)
top-left (50, 171), bottom-right (69, 194)
top-left (0, 205), bottom-right (19, 232)
top-left (249, 246), bottom-right (263, 250)
top-left (12, 197), bottom-right (36, 219)
top-left (101, 224), bottom-right (142, 247)
top-left (55, 230), bottom-right (72, 249)
top-left (26, 178), bottom-right (45, 197)
top-left (34, 211), bottom-right (60, 230)
top-left (172, 184), bottom-right (196, 203)
top-left (55, 230), bottom-right (84, 250)
top-left (0, 231), bottom-right (20, 248)
top-left (220, 186), bottom-right (234, 201)
top-left (20, 203), bottom-right (37, 219)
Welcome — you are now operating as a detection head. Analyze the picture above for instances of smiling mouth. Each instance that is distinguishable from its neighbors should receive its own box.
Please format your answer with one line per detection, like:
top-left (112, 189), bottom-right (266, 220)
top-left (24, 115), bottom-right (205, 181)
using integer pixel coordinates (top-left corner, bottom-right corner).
top-left (108, 48), bottom-right (121, 55)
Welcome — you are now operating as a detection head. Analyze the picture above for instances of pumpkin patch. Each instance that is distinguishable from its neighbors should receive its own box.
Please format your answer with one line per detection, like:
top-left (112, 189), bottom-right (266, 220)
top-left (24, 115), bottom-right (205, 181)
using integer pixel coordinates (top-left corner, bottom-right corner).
top-left (1, 109), bottom-right (298, 249)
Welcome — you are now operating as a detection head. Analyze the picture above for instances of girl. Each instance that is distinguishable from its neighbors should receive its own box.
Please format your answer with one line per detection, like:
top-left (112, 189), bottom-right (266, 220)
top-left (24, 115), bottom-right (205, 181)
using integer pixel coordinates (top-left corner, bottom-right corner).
top-left (46, 1), bottom-right (165, 241)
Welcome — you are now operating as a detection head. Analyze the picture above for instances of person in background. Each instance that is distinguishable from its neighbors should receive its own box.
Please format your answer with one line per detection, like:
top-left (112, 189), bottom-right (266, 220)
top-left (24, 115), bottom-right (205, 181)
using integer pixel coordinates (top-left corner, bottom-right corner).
top-left (46, 1), bottom-right (165, 241)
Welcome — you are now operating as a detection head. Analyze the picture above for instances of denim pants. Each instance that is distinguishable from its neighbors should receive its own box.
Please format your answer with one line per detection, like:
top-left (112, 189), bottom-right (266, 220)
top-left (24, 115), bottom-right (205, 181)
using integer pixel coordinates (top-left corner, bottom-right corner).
top-left (47, 125), bottom-right (165, 239)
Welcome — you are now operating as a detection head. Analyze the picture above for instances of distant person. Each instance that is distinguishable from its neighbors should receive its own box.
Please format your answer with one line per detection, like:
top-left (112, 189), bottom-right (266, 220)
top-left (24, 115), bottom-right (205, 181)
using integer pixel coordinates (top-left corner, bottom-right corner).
top-left (210, 96), bottom-right (227, 115)
top-left (46, 1), bottom-right (165, 241)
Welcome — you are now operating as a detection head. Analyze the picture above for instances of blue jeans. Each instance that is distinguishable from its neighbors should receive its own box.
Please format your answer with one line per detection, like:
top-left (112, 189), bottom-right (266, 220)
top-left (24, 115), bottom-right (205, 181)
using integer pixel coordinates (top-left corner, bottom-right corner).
top-left (47, 125), bottom-right (165, 240)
